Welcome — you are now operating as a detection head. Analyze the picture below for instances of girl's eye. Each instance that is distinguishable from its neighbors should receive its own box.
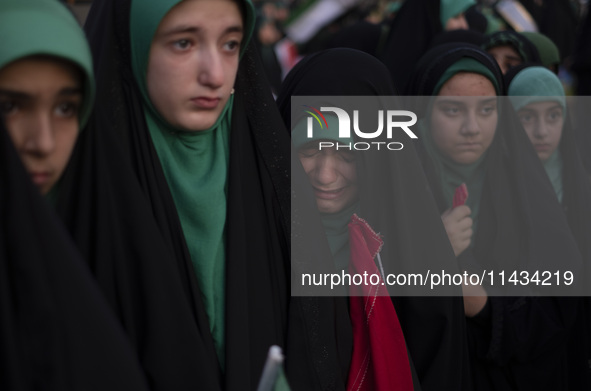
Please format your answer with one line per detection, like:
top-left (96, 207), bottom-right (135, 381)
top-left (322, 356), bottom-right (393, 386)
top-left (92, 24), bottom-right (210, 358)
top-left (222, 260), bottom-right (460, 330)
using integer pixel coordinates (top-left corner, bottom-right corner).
top-left (442, 106), bottom-right (460, 116)
top-left (340, 153), bottom-right (356, 163)
top-left (547, 110), bottom-right (562, 122)
top-left (481, 105), bottom-right (496, 115)
top-left (224, 40), bottom-right (241, 52)
top-left (0, 100), bottom-right (17, 116)
top-left (173, 39), bottom-right (192, 50)
top-left (299, 148), bottom-right (318, 158)
top-left (55, 102), bottom-right (79, 118)
top-left (519, 114), bottom-right (532, 123)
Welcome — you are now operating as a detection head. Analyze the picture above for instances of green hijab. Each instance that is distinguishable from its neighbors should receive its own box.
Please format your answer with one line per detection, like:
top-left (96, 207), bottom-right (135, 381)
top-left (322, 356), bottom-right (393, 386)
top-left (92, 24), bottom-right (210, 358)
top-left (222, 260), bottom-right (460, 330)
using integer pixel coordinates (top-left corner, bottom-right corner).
top-left (521, 32), bottom-right (560, 69)
top-left (440, 0), bottom-right (475, 28)
top-left (425, 58), bottom-right (501, 239)
top-left (129, 0), bottom-right (255, 368)
top-left (0, 0), bottom-right (95, 128)
top-left (508, 66), bottom-right (565, 202)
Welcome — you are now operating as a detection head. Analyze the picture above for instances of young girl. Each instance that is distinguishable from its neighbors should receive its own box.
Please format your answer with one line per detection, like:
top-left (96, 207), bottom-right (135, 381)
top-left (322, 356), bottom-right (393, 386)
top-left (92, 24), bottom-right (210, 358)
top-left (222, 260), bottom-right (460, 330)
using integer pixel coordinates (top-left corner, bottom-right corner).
top-left (507, 65), bottom-right (591, 389)
top-left (278, 48), bottom-right (472, 391)
top-left (56, 0), bottom-right (292, 389)
top-left (0, 0), bottom-right (93, 196)
top-left (407, 42), bottom-right (582, 390)
top-left (0, 0), bottom-right (148, 389)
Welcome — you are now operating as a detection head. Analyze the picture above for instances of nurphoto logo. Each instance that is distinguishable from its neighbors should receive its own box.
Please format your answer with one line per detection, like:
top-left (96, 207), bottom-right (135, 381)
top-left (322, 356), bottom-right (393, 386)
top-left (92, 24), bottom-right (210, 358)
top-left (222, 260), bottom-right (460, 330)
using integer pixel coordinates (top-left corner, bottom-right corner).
top-left (303, 105), bottom-right (418, 151)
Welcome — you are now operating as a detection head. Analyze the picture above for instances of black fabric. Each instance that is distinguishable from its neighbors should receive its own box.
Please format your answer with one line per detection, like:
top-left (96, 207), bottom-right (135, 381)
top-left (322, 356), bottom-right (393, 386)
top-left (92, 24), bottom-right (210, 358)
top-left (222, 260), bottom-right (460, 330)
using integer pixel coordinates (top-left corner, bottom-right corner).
top-left (55, 0), bottom-right (292, 390)
top-left (465, 5), bottom-right (488, 34)
top-left (505, 64), bottom-right (591, 388)
top-left (572, 7), bottom-right (591, 95)
top-left (429, 29), bottom-right (486, 50)
top-left (278, 48), bottom-right (472, 391)
top-left (407, 43), bottom-right (584, 390)
top-left (0, 121), bottom-right (149, 390)
top-left (380, 0), bottom-right (443, 93)
top-left (519, 0), bottom-right (578, 61)
top-left (558, 115), bottom-right (591, 390)
top-left (325, 21), bottom-right (386, 58)
top-left (571, 8), bottom-right (591, 174)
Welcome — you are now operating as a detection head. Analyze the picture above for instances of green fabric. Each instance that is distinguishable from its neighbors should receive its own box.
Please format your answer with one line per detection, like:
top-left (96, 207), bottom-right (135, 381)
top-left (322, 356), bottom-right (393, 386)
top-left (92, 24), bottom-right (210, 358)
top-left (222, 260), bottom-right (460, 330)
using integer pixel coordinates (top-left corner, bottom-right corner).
top-left (508, 66), bottom-right (566, 112)
top-left (0, 0), bottom-right (94, 127)
top-left (544, 150), bottom-right (563, 203)
top-left (433, 57), bottom-right (501, 96)
top-left (273, 366), bottom-right (292, 391)
top-left (292, 114), bottom-right (353, 150)
top-left (521, 32), bottom-right (560, 68)
top-left (440, 0), bottom-right (475, 27)
top-left (482, 7), bottom-right (505, 34)
top-left (321, 202), bottom-right (358, 272)
top-left (129, 0), bottom-right (255, 369)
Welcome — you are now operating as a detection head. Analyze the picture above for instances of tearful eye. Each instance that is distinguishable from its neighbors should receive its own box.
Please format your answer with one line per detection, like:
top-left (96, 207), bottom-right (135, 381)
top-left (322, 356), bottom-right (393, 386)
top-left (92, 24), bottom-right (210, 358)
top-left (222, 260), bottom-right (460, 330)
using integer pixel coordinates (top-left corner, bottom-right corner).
top-left (299, 148), bottom-right (319, 158)
top-left (340, 153), bottom-right (356, 163)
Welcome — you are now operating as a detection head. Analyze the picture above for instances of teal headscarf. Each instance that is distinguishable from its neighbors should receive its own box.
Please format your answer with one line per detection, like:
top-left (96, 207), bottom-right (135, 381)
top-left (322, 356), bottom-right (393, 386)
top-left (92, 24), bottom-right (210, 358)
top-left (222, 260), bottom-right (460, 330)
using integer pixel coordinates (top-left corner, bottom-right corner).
top-left (424, 57), bottom-right (501, 239)
top-left (508, 66), bottom-right (565, 202)
top-left (507, 66), bottom-right (566, 112)
top-left (0, 0), bottom-right (95, 127)
top-left (440, 0), bottom-right (475, 28)
top-left (129, 0), bottom-right (255, 368)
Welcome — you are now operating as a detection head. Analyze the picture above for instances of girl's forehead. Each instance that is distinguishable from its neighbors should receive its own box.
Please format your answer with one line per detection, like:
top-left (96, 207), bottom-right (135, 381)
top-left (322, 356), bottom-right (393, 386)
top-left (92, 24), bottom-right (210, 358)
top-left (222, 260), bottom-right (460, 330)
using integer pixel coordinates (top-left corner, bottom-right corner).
top-left (438, 73), bottom-right (497, 97)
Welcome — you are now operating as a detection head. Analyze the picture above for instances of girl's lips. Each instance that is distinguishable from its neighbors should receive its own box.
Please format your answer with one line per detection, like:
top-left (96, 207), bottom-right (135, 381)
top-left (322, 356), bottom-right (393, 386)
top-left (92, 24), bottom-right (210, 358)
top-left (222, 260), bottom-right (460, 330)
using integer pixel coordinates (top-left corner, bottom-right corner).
top-left (191, 97), bottom-right (221, 109)
top-left (30, 172), bottom-right (50, 186)
top-left (534, 144), bottom-right (550, 151)
top-left (314, 187), bottom-right (345, 200)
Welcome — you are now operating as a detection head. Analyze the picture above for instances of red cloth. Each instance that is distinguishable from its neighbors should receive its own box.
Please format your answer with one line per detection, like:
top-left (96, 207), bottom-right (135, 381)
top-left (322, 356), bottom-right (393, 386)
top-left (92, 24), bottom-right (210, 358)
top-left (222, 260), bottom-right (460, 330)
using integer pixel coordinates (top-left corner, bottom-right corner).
top-left (346, 214), bottom-right (414, 391)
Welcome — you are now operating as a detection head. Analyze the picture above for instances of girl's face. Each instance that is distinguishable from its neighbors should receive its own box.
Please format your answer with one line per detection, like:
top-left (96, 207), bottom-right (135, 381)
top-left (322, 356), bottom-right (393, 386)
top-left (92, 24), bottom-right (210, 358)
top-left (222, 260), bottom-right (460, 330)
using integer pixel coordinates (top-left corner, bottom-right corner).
top-left (0, 56), bottom-right (82, 194)
top-left (147, 0), bottom-right (244, 131)
top-left (517, 101), bottom-right (564, 162)
top-left (430, 72), bottom-right (498, 164)
top-left (298, 143), bottom-right (358, 214)
top-left (487, 45), bottom-right (522, 75)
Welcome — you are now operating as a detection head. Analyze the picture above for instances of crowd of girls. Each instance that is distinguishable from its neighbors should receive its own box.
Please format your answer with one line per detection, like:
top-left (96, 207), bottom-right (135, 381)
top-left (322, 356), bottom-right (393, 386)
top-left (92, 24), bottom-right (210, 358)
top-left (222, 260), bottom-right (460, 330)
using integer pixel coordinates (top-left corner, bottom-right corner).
top-left (1, 0), bottom-right (589, 390)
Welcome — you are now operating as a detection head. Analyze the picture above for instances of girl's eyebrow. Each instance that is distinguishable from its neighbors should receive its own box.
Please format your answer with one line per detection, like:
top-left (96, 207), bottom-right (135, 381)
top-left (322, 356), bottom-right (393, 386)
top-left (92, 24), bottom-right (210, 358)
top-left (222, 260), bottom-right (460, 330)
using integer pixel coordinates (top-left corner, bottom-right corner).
top-left (0, 87), bottom-right (81, 100)
top-left (59, 87), bottom-right (82, 96)
top-left (159, 25), bottom-right (243, 38)
top-left (0, 89), bottom-right (30, 100)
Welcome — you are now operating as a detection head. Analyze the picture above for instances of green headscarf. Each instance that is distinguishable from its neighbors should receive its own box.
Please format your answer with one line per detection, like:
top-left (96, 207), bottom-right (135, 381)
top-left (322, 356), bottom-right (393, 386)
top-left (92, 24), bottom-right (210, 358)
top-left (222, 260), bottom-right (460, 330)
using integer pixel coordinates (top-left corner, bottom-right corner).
top-left (508, 66), bottom-right (565, 202)
top-left (521, 32), bottom-right (560, 69)
top-left (0, 0), bottom-right (95, 127)
top-left (129, 0), bottom-right (255, 368)
top-left (440, 0), bottom-right (475, 28)
top-left (426, 57), bottom-right (501, 239)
